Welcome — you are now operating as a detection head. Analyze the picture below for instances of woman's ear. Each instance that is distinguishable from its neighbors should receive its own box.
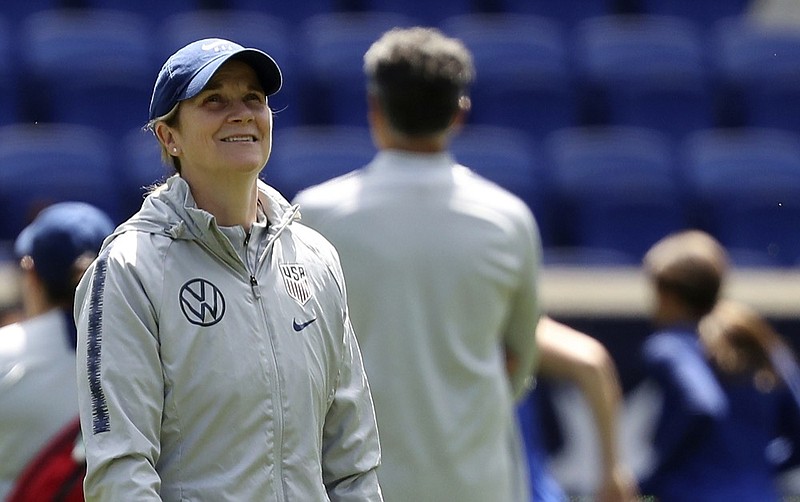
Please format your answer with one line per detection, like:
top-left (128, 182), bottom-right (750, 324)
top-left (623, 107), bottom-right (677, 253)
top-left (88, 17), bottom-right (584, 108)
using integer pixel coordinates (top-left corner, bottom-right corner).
top-left (155, 122), bottom-right (179, 156)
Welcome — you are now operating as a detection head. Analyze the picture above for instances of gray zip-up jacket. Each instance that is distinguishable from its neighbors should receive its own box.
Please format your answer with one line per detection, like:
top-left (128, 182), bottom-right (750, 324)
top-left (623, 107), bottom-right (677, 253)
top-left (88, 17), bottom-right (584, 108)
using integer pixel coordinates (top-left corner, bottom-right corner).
top-left (74, 175), bottom-right (382, 501)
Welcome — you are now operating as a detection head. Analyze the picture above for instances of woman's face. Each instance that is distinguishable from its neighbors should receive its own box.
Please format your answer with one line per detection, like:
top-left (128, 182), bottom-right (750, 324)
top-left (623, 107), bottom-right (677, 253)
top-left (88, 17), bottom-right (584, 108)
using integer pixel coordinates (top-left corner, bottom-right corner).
top-left (161, 59), bottom-right (273, 180)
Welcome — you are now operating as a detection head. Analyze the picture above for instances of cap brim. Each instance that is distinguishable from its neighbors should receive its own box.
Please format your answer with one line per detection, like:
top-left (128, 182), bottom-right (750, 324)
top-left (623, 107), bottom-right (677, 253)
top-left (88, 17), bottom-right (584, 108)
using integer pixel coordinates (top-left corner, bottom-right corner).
top-left (181, 48), bottom-right (282, 102)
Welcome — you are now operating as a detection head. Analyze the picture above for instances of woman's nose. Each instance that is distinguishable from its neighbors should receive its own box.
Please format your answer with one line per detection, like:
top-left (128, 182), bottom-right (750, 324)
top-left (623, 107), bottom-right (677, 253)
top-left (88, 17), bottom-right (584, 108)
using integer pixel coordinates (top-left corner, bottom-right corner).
top-left (228, 101), bottom-right (255, 122)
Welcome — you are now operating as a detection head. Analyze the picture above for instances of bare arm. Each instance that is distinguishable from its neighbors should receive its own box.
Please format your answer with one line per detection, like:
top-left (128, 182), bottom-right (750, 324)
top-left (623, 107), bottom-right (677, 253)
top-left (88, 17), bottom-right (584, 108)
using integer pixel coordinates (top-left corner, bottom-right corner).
top-left (536, 316), bottom-right (640, 502)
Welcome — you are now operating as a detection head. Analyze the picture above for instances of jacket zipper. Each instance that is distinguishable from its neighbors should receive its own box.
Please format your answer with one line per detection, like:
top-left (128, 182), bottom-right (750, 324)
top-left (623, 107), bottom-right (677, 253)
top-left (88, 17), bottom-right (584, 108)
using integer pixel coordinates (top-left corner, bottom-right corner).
top-left (246, 227), bottom-right (286, 499)
top-left (244, 232), bottom-right (261, 297)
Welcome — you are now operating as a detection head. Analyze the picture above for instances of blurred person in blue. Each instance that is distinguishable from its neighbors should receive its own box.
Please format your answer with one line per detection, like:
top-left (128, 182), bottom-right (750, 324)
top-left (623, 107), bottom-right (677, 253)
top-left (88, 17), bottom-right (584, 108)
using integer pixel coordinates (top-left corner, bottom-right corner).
top-left (73, 38), bottom-right (382, 500)
top-left (639, 230), bottom-right (800, 501)
top-left (293, 26), bottom-right (541, 502)
top-left (0, 202), bottom-right (114, 499)
top-left (700, 299), bottom-right (800, 497)
top-left (524, 317), bottom-right (640, 502)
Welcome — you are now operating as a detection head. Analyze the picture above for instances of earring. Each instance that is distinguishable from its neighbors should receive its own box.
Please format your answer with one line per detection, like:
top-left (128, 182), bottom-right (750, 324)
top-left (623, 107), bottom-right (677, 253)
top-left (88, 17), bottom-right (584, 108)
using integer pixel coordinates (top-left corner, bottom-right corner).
top-left (172, 147), bottom-right (178, 154)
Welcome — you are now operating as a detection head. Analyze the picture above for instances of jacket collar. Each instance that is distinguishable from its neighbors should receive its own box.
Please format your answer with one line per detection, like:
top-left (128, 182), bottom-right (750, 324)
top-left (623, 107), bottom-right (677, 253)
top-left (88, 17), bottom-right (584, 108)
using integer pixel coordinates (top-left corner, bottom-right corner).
top-left (369, 149), bottom-right (456, 177)
top-left (104, 176), bottom-right (298, 255)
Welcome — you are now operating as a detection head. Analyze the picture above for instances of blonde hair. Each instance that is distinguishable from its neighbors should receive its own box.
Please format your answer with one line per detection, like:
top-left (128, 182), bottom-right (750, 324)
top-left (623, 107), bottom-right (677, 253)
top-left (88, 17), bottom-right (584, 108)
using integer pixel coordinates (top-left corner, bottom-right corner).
top-left (699, 300), bottom-right (788, 391)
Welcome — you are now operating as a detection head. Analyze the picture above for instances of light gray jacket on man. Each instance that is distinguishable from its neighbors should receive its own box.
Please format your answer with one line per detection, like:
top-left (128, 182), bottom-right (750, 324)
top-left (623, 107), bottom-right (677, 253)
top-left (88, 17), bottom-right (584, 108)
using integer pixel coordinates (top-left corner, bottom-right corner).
top-left (294, 151), bottom-right (541, 502)
top-left (74, 175), bottom-right (382, 501)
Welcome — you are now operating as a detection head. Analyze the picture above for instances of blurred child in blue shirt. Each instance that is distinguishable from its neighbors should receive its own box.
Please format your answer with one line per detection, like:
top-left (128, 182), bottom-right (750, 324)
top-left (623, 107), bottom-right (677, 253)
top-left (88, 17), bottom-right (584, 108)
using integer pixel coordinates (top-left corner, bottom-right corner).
top-left (639, 230), bottom-right (800, 501)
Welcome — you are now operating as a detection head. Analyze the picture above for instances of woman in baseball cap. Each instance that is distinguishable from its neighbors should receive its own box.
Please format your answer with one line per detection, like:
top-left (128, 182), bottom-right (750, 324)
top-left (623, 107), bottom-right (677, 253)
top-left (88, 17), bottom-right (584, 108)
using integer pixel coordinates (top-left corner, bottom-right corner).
top-left (147, 37), bottom-right (282, 176)
top-left (73, 39), bottom-right (383, 500)
top-left (0, 202), bottom-right (113, 501)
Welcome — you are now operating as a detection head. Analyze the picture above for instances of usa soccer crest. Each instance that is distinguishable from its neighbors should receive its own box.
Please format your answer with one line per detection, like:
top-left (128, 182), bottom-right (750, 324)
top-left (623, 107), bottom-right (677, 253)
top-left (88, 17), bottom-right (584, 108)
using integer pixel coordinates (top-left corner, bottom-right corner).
top-left (280, 263), bottom-right (312, 305)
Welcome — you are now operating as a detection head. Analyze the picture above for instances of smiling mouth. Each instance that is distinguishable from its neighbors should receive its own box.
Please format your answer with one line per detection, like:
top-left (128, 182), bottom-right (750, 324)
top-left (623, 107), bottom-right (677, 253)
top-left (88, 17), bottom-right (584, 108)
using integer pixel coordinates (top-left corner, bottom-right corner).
top-left (221, 135), bottom-right (257, 142)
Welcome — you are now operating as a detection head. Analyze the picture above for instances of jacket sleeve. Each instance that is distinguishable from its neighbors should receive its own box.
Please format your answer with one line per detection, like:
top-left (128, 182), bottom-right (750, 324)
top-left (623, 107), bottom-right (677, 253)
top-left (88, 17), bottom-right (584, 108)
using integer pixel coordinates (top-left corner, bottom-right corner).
top-left (74, 248), bottom-right (164, 501)
top-left (320, 257), bottom-right (383, 501)
top-left (502, 210), bottom-right (542, 401)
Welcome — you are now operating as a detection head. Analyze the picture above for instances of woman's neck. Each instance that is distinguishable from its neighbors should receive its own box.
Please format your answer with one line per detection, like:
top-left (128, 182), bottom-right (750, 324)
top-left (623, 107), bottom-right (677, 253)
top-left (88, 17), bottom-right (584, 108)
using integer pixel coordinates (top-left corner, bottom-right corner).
top-left (184, 172), bottom-right (259, 230)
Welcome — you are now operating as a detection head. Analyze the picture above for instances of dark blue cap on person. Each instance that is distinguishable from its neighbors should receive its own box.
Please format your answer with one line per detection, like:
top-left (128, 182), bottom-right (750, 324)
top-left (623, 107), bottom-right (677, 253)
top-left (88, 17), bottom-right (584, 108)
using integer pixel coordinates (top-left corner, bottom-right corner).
top-left (15, 202), bottom-right (115, 294)
top-left (149, 38), bottom-right (283, 121)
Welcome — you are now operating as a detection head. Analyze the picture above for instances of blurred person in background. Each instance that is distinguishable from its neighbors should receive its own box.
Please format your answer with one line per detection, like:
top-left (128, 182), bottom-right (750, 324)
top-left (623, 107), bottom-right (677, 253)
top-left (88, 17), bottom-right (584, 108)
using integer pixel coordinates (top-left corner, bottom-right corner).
top-left (699, 299), bottom-right (800, 497)
top-left (73, 38), bottom-right (382, 500)
top-left (294, 24), bottom-right (641, 502)
top-left (0, 202), bottom-right (114, 500)
top-left (294, 26), bottom-right (540, 502)
top-left (639, 229), bottom-right (800, 501)
top-left (525, 317), bottom-right (640, 502)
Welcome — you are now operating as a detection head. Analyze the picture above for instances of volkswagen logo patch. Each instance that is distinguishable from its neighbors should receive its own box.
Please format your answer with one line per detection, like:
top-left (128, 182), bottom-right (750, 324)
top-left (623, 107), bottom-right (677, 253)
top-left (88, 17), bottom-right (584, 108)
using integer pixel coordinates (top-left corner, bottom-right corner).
top-left (179, 278), bottom-right (226, 326)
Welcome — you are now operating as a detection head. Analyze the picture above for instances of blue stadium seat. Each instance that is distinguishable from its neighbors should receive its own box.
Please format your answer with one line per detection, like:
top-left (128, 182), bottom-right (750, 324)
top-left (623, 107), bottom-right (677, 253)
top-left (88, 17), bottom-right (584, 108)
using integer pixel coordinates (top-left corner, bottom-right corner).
top-left (639, 0), bottom-right (748, 28)
top-left (680, 127), bottom-right (800, 266)
top-left (224, 0), bottom-right (338, 28)
top-left (0, 124), bottom-right (121, 240)
top-left (298, 12), bottom-right (419, 126)
top-left (501, 0), bottom-right (612, 28)
top-left (442, 14), bottom-right (578, 141)
top-left (2, 0), bottom-right (63, 27)
top-left (19, 9), bottom-right (156, 140)
top-left (119, 127), bottom-right (170, 220)
top-left (84, 0), bottom-right (198, 25)
top-left (450, 125), bottom-right (554, 246)
top-left (157, 10), bottom-right (300, 127)
top-left (542, 246), bottom-right (642, 266)
top-left (711, 17), bottom-right (800, 134)
top-left (265, 126), bottom-right (375, 201)
top-left (544, 126), bottom-right (686, 263)
top-left (367, 0), bottom-right (475, 26)
top-left (572, 15), bottom-right (714, 141)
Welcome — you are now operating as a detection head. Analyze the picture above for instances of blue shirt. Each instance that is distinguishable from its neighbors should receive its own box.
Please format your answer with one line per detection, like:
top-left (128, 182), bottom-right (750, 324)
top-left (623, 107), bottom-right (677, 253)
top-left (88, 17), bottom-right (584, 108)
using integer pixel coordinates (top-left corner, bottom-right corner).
top-left (640, 327), bottom-right (793, 502)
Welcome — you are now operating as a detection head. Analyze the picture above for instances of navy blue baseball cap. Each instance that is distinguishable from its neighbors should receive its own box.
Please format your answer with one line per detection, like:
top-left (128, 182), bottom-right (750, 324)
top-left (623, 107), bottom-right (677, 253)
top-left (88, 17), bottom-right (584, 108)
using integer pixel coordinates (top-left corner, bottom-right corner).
top-left (15, 202), bottom-right (115, 294)
top-left (149, 38), bottom-right (283, 121)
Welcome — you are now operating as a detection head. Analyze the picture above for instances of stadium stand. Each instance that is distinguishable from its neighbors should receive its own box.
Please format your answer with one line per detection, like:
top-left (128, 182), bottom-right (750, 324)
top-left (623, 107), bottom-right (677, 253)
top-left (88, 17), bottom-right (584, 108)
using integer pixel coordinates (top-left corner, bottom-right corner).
top-left (0, 0), bottom-right (796, 270)
top-left (680, 127), bottom-right (800, 267)
top-left (442, 13), bottom-right (579, 141)
top-left (638, 0), bottom-right (749, 28)
top-left (1, 0), bottom-right (65, 26)
top-left (0, 123), bottom-right (120, 240)
top-left (18, 8), bottom-right (155, 139)
top-left (222, 0), bottom-right (341, 28)
top-left (572, 14), bottom-right (715, 141)
top-left (83, 0), bottom-right (199, 24)
top-left (265, 125), bottom-right (375, 201)
top-left (368, 0), bottom-right (476, 25)
top-left (544, 125), bottom-right (686, 263)
top-left (711, 16), bottom-right (800, 134)
top-left (500, 0), bottom-right (613, 28)
top-left (297, 12), bottom-right (420, 126)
